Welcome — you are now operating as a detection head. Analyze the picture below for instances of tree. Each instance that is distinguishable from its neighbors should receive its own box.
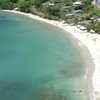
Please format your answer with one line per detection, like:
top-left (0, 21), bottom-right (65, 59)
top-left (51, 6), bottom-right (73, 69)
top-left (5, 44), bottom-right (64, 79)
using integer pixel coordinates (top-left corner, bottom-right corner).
top-left (59, 10), bottom-right (66, 19)
top-left (47, 5), bottom-right (60, 16)
top-left (19, 0), bottom-right (31, 13)
top-left (34, 0), bottom-right (48, 7)
top-left (10, 0), bottom-right (18, 3)
top-left (0, 0), bottom-right (14, 9)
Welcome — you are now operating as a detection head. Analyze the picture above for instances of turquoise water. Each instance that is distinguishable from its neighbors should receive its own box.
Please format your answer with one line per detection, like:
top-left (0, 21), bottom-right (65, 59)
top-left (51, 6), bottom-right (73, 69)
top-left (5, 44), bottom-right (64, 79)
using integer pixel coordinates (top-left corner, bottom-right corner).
top-left (0, 11), bottom-right (88, 100)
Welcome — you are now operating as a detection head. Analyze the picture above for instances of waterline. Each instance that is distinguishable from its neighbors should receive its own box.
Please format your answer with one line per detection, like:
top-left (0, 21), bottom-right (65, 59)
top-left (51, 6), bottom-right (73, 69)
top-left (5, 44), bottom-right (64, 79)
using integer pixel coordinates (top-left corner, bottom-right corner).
top-left (0, 11), bottom-right (94, 100)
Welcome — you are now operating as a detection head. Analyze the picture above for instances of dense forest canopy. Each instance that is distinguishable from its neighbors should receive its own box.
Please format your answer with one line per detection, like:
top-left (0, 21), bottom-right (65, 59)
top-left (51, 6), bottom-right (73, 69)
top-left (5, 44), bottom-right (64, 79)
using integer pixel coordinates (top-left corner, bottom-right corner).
top-left (0, 0), bottom-right (14, 9)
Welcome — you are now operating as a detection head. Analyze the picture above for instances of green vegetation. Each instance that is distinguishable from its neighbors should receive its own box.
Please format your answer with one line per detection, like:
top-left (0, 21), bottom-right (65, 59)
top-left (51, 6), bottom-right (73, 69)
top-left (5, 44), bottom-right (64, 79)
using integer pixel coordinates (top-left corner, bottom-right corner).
top-left (0, 0), bottom-right (15, 9)
top-left (10, 0), bottom-right (18, 3)
top-left (0, 0), bottom-right (100, 33)
top-left (34, 0), bottom-right (47, 7)
top-left (19, 0), bottom-right (32, 13)
top-left (85, 22), bottom-right (100, 33)
top-left (47, 6), bottom-right (60, 16)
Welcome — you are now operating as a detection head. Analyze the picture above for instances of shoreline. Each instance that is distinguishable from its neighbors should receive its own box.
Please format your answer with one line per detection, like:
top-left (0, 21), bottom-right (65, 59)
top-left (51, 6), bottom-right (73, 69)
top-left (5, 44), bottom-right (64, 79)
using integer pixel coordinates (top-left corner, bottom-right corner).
top-left (2, 10), bottom-right (100, 100)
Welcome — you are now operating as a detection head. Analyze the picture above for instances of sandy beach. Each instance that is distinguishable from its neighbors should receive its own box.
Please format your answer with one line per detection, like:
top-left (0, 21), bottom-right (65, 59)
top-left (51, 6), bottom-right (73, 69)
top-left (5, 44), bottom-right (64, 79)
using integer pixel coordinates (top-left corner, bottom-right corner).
top-left (2, 10), bottom-right (100, 100)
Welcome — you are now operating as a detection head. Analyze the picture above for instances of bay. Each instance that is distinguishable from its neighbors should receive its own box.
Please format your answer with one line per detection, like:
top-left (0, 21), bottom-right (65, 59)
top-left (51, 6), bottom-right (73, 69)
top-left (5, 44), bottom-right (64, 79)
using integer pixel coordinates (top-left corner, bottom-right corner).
top-left (0, 11), bottom-right (88, 100)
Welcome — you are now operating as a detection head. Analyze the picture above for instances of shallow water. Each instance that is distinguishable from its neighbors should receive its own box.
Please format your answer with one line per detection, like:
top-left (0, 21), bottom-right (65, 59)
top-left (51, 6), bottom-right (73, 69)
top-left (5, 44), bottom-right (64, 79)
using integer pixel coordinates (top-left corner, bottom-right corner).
top-left (0, 11), bottom-right (88, 100)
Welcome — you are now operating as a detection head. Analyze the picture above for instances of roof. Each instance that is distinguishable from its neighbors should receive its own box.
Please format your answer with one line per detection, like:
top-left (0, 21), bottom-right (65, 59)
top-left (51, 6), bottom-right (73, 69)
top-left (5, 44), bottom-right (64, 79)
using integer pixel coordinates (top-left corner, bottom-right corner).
top-left (62, 6), bottom-right (72, 9)
top-left (66, 13), bottom-right (75, 16)
top-left (79, 26), bottom-right (86, 30)
top-left (73, 10), bottom-right (82, 13)
top-left (43, 1), bottom-right (54, 6)
top-left (90, 30), bottom-right (95, 33)
top-left (90, 17), bottom-right (95, 20)
top-left (73, 1), bottom-right (82, 5)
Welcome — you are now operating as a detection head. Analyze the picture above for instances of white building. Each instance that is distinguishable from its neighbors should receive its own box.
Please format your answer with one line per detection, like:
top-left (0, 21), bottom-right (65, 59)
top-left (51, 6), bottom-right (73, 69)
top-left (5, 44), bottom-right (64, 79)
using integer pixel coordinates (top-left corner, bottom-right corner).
top-left (73, 1), bottom-right (82, 6)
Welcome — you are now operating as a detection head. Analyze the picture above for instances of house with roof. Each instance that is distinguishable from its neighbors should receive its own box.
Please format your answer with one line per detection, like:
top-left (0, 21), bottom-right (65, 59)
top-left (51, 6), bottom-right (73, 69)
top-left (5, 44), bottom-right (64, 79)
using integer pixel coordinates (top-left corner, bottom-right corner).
top-left (73, 10), bottom-right (82, 13)
top-left (66, 13), bottom-right (76, 17)
top-left (73, 1), bottom-right (82, 6)
top-left (42, 1), bottom-right (54, 7)
top-left (62, 6), bottom-right (72, 9)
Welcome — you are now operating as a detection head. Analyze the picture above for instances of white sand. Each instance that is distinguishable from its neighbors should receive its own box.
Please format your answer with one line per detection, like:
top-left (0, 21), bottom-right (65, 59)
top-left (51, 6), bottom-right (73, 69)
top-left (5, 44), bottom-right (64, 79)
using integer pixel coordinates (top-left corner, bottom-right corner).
top-left (2, 10), bottom-right (100, 100)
